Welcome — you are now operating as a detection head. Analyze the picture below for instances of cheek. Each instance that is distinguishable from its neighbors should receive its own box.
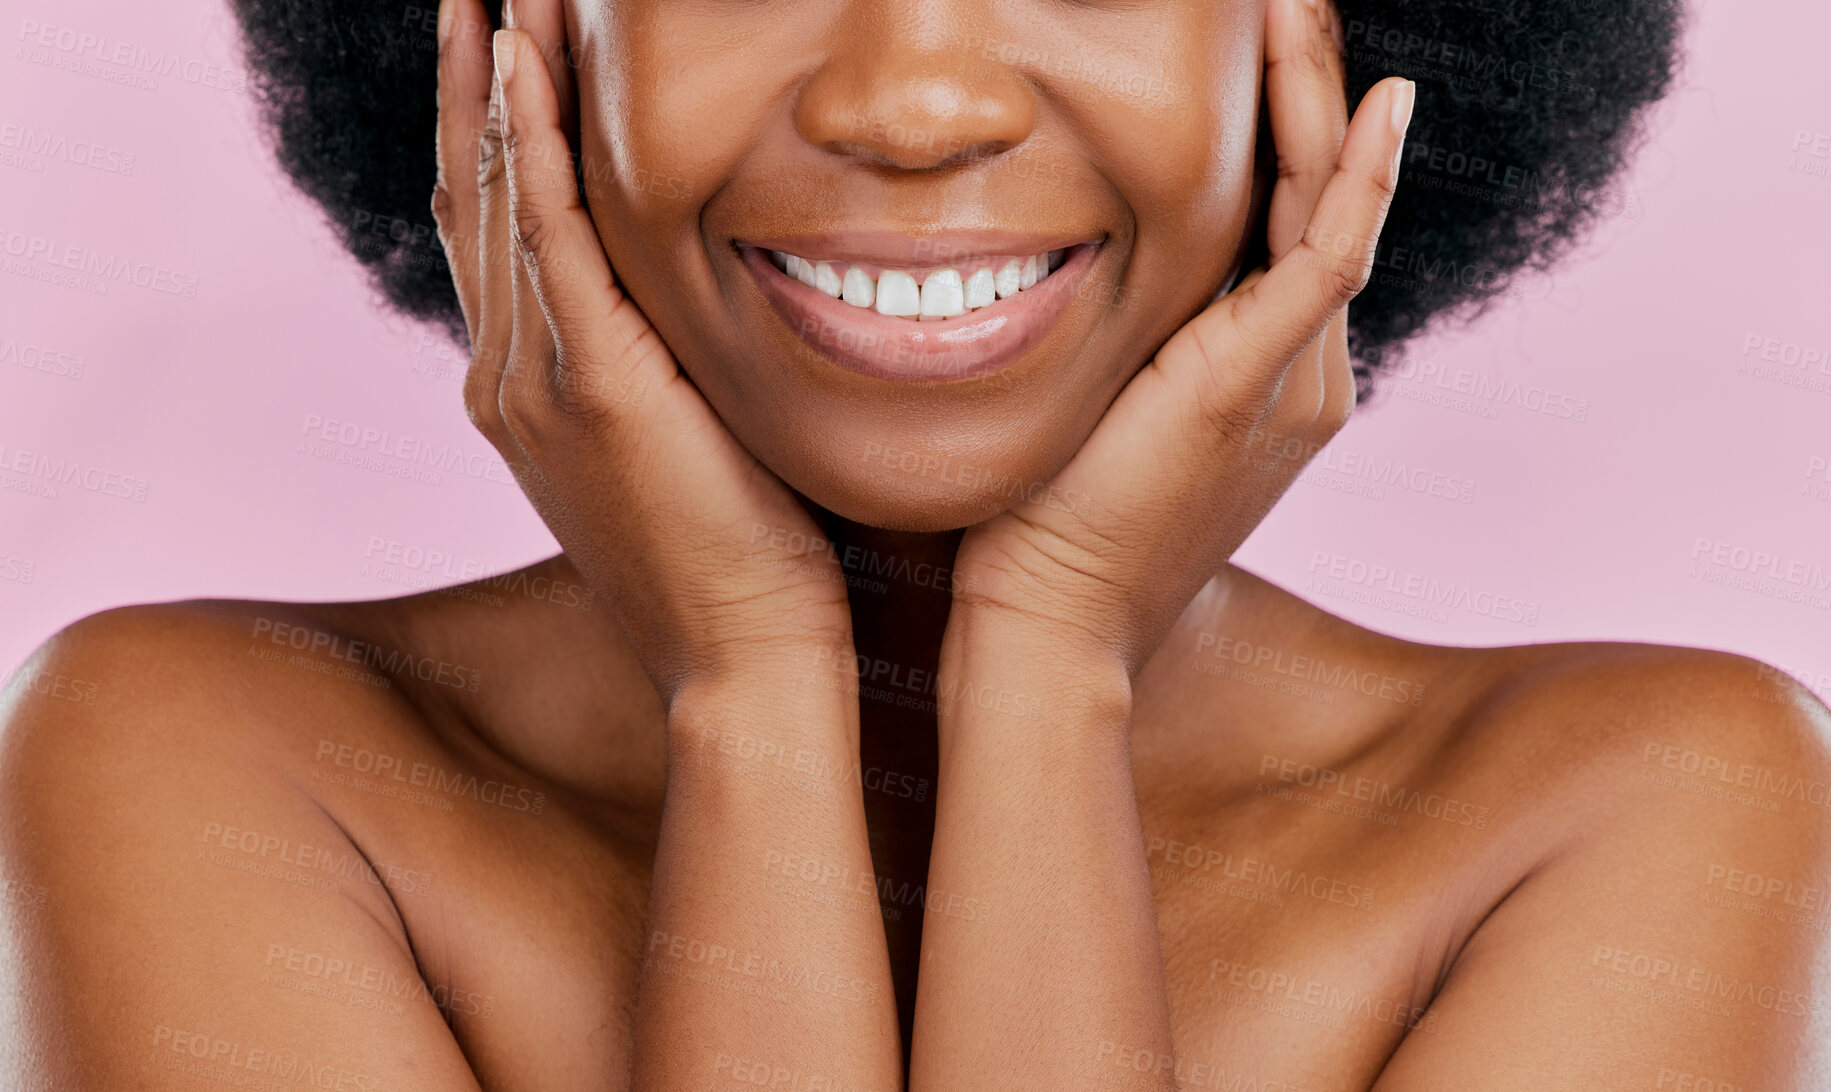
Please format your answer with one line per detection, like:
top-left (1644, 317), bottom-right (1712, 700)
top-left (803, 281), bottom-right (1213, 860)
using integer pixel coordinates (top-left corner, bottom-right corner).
top-left (574, 46), bottom-right (691, 240)
top-left (1123, 27), bottom-right (1262, 339)
top-left (572, 41), bottom-right (736, 362)
top-left (1038, 5), bottom-right (1260, 318)
top-left (574, 15), bottom-right (770, 216)
top-left (1114, 13), bottom-right (1261, 245)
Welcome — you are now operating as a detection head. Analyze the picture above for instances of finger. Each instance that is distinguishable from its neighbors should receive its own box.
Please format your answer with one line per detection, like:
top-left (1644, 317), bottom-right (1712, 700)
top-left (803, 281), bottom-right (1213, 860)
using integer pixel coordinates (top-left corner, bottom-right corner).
top-left (502, 0), bottom-right (577, 142)
top-left (1260, 0), bottom-right (1353, 427)
top-left (464, 57), bottom-right (518, 445)
top-left (1316, 311), bottom-right (1358, 432)
top-left (1220, 76), bottom-right (1412, 398)
top-left (432, 0), bottom-right (494, 340)
top-left (493, 28), bottom-right (675, 430)
top-left (1264, 0), bottom-right (1350, 258)
top-left (497, 0), bottom-right (577, 423)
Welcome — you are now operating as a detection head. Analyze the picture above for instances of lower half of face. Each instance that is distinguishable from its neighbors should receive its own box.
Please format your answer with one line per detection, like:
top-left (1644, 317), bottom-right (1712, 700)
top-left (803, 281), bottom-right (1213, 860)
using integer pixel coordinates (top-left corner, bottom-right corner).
top-left (571, 0), bottom-right (1262, 531)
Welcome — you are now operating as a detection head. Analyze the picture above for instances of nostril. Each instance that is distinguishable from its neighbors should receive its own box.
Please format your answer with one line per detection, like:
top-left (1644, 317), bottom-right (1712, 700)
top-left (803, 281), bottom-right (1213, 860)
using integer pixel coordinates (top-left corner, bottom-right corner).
top-left (819, 135), bottom-right (1017, 172)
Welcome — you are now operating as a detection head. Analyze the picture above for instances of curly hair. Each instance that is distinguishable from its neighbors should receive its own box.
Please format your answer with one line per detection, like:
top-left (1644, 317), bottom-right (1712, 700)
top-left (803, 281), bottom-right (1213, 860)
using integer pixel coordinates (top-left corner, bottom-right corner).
top-left (228, 0), bottom-right (1683, 392)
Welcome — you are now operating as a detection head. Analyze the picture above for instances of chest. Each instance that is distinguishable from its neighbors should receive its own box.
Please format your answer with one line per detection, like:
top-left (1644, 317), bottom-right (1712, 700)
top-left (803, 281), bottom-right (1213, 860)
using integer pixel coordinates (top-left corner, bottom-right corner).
top-left (370, 771), bottom-right (1473, 1092)
top-left (1142, 792), bottom-right (1452, 1091)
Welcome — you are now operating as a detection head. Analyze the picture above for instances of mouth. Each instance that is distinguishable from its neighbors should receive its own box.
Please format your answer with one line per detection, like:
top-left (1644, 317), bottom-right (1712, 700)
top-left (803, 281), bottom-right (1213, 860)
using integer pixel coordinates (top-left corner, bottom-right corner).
top-left (737, 232), bottom-right (1104, 382)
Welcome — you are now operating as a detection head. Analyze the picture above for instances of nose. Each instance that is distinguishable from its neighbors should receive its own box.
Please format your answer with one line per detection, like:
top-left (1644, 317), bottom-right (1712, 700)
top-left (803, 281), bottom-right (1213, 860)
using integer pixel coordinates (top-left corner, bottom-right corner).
top-left (793, 3), bottom-right (1038, 171)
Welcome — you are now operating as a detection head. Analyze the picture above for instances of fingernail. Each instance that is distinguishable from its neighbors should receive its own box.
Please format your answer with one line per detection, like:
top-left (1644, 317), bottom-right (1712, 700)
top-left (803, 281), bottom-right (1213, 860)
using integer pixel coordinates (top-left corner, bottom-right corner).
top-left (1390, 80), bottom-right (1415, 136)
top-left (492, 29), bottom-right (517, 83)
top-left (437, 0), bottom-right (455, 46)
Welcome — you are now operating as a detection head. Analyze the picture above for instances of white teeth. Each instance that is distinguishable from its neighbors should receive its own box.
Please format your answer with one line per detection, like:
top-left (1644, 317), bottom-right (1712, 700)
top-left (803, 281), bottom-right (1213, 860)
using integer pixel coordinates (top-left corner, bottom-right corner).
top-left (995, 259), bottom-right (1023, 299)
top-left (874, 270), bottom-right (921, 317)
top-left (964, 267), bottom-right (996, 310)
top-left (919, 269), bottom-right (965, 319)
top-left (773, 247), bottom-right (1067, 320)
top-left (841, 265), bottom-right (875, 309)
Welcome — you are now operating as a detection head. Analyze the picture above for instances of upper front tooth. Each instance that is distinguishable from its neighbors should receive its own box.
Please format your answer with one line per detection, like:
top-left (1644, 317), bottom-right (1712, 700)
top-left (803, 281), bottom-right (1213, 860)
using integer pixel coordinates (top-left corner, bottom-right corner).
top-left (841, 265), bottom-right (875, 308)
top-left (779, 251), bottom-right (1045, 318)
top-left (964, 267), bottom-right (996, 309)
top-left (995, 259), bottom-right (1023, 299)
top-left (875, 270), bottom-right (921, 317)
top-left (919, 269), bottom-right (965, 318)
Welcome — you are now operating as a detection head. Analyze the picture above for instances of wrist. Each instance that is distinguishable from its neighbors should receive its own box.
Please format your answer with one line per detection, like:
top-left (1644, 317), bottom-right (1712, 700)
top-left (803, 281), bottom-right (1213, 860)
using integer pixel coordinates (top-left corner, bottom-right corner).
top-left (664, 652), bottom-right (862, 785)
top-left (937, 606), bottom-right (1133, 739)
top-left (661, 632), bottom-right (856, 714)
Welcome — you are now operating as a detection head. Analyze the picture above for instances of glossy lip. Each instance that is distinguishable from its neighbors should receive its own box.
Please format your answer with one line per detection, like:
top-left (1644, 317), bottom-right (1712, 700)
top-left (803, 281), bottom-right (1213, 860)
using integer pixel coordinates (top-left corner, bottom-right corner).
top-left (737, 237), bottom-right (1103, 383)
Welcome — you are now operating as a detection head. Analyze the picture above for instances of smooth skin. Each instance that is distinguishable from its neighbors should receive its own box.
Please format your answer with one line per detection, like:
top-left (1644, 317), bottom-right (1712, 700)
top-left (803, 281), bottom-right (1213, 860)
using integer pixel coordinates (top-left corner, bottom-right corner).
top-left (3, 0), bottom-right (1830, 1089)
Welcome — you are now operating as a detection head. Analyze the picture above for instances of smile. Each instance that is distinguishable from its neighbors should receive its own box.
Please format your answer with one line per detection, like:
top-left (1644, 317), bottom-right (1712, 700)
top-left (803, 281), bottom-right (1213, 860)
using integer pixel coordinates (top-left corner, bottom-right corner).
top-left (737, 233), bottom-right (1103, 383)
top-left (767, 248), bottom-right (1067, 319)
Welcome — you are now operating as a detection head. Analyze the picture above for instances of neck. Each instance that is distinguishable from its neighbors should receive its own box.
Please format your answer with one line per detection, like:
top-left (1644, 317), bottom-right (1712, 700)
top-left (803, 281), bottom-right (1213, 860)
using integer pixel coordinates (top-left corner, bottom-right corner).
top-left (813, 512), bottom-right (961, 1039)
top-left (814, 510), bottom-right (961, 750)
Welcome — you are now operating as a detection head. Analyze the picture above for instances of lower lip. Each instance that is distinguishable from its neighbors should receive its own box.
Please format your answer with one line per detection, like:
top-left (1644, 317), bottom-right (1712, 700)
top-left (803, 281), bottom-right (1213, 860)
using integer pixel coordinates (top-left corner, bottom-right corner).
top-left (738, 242), bottom-right (1101, 382)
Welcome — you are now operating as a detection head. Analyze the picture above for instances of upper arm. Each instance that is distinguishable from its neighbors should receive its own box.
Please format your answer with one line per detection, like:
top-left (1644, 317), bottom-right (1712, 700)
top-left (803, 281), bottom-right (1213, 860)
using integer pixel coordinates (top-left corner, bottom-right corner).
top-left (0, 606), bottom-right (485, 1091)
top-left (1374, 652), bottom-right (1831, 1090)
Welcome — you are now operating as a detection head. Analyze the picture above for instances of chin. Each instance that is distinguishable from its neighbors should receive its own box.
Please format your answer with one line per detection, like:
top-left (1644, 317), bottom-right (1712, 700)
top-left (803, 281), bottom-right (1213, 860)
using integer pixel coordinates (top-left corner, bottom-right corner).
top-left (710, 360), bottom-right (1110, 533)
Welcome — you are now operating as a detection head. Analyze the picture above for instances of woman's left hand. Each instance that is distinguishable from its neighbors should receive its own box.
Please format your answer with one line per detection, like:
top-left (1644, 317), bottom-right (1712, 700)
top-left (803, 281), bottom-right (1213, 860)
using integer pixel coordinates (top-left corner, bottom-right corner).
top-left (911, 10), bottom-right (1412, 1087)
top-left (948, 0), bottom-right (1413, 679)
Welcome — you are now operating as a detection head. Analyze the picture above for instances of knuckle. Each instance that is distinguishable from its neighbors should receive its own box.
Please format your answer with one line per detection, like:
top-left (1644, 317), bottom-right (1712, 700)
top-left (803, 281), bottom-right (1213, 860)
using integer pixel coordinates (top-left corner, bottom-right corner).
top-left (462, 371), bottom-right (508, 445)
top-left (1317, 384), bottom-right (1355, 435)
top-left (1269, 389), bottom-right (1319, 440)
top-left (1300, 235), bottom-right (1371, 306)
top-left (1199, 385), bottom-right (1272, 443)
top-left (509, 203), bottom-right (558, 266)
top-left (1277, 146), bottom-right (1339, 184)
top-left (548, 349), bottom-right (630, 427)
top-left (429, 182), bottom-right (455, 237)
top-left (1322, 254), bottom-right (1371, 304)
top-left (476, 126), bottom-right (506, 193)
top-left (476, 145), bottom-right (505, 197)
top-left (494, 370), bottom-right (545, 443)
top-left (499, 126), bottom-right (545, 178)
top-left (1295, 25), bottom-right (1334, 74)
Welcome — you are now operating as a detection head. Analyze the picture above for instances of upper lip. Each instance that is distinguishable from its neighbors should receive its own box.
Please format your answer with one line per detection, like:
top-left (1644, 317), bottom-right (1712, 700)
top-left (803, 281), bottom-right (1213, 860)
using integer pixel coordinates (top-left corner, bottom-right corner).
top-left (734, 229), bottom-right (1103, 272)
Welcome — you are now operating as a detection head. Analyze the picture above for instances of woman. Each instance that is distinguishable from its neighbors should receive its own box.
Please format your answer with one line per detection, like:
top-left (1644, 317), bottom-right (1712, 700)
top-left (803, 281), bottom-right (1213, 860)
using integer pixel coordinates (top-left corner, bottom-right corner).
top-left (4, 0), bottom-right (1825, 1087)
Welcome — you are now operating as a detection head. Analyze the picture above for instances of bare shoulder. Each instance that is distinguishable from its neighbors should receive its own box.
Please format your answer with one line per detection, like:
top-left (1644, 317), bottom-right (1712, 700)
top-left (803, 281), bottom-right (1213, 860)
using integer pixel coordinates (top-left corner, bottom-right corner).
top-left (1450, 639), bottom-right (1831, 840)
top-left (0, 600), bottom-right (484, 1090)
top-left (1198, 561), bottom-right (1831, 1082)
top-left (0, 597), bottom-right (453, 810)
top-left (7, 595), bottom-right (426, 707)
top-left (1174, 568), bottom-right (1831, 825)
top-left (1377, 638), bottom-right (1831, 1086)
top-left (1224, 563), bottom-right (1831, 833)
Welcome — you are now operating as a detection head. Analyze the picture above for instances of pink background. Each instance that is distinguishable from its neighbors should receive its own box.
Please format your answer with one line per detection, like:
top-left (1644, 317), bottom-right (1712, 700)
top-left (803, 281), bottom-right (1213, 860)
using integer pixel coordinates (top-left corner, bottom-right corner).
top-left (1, 1), bottom-right (1827, 700)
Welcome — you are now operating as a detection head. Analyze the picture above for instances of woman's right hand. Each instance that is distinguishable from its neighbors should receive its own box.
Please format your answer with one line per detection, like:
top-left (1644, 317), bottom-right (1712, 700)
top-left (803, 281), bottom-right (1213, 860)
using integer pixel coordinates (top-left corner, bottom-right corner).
top-left (430, 0), bottom-right (854, 703)
top-left (435, 7), bottom-right (905, 1086)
